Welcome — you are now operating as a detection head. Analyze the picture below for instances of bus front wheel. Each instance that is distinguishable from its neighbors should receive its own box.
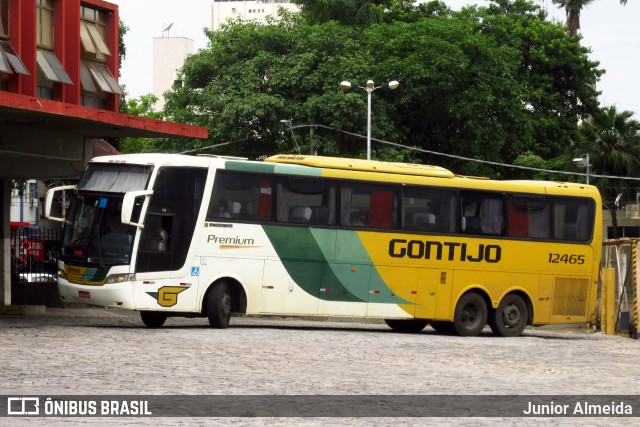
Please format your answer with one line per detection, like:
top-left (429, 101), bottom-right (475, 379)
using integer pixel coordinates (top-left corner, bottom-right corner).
top-left (453, 292), bottom-right (487, 337)
top-left (140, 311), bottom-right (167, 328)
top-left (207, 282), bottom-right (232, 328)
top-left (384, 319), bottom-right (428, 333)
top-left (489, 294), bottom-right (528, 337)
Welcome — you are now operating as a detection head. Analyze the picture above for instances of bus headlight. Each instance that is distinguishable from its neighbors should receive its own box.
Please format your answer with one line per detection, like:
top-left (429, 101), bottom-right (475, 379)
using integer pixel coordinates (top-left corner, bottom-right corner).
top-left (58, 268), bottom-right (66, 280)
top-left (105, 273), bottom-right (134, 284)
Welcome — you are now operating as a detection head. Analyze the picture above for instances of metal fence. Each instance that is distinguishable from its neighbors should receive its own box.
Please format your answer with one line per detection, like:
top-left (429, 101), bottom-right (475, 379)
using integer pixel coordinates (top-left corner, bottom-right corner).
top-left (601, 239), bottom-right (639, 338)
top-left (11, 226), bottom-right (61, 283)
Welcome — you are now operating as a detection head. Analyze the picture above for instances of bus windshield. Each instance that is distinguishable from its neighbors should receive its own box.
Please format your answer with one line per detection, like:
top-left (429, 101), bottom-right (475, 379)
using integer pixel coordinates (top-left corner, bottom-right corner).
top-left (61, 194), bottom-right (138, 266)
top-left (60, 163), bottom-right (152, 266)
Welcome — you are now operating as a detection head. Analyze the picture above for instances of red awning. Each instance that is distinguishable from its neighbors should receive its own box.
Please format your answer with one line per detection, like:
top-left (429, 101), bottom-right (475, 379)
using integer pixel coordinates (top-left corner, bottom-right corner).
top-left (93, 139), bottom-right (119, 157)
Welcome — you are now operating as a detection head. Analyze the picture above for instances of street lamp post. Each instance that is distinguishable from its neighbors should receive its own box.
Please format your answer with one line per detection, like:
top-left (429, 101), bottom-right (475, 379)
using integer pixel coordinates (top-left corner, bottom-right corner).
top-left (573, 154), bottom-right (591, 185)
top-left (340, 79), bottom-right (399, 160)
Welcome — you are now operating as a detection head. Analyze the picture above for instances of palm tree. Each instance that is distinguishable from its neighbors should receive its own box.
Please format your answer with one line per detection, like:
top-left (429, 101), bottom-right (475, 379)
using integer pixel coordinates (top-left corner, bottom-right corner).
top-left (573, 106), bottom-right (640, 237)
top-left (553, 0), bottom-right (630, 36)
top-left (551, 0), bottom-right (596, 36)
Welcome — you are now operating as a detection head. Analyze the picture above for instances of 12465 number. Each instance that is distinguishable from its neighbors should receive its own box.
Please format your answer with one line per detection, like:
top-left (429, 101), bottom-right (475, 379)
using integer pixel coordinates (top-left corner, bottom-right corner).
top-left (548, 253), bottom-right (585, 264)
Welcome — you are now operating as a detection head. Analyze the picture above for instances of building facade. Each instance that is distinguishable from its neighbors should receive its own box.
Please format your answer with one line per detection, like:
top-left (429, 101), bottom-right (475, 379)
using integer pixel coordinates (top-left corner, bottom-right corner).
top-left (0, 0), bottom-right (207, 307)
top-left (211, 0), bottom-right (299, 31)
top-left (1, 0), bottom-right (123, 111)
top-left (152, 36), bottom-right (194, 111)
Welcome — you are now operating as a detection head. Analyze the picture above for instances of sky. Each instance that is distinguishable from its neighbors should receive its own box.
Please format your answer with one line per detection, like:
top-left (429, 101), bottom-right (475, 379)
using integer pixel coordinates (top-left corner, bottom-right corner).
top-left (112, 0), bottom-right (640, 116)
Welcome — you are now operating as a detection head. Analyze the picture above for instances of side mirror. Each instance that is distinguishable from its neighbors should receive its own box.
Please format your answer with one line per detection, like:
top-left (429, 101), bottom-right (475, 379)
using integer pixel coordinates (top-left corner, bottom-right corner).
top-left (122, 190), bottom-right (153, 228)
top-left (44, 185), bottom-right (76, 222)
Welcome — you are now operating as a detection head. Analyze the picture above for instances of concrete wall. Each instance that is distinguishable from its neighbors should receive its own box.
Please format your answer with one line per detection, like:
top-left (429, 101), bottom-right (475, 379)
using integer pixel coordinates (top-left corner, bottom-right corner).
top-left (152, 37), bottom-right (194, 111)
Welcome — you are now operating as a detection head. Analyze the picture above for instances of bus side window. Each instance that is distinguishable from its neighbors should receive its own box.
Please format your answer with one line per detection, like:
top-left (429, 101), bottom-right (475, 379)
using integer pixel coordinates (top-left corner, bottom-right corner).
top-left (208, 171), bottom-right (273, 222)
top-left (460, 191), bottom-right (504, 236)
top-left (508, 194), bottom-right (550, 239)
top-left (553, 198), bottom-right (593, 241)
top-left (403, 186), bottom-right (457, 234)
top-left (276, 177), bottom-right (334, 226)
top-left (340, 182), bottom-right (397, 229)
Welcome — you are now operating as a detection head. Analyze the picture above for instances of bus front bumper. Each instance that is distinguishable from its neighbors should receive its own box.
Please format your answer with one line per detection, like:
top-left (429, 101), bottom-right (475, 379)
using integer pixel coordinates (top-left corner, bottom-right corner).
top-left (58, 279), bottom-right (135, 310)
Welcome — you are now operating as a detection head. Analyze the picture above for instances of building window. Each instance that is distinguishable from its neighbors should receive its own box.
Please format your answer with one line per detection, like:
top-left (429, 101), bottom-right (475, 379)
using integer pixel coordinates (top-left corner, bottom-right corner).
top-left (81, 60), bottom-right (123, 95)
top-left (1, 0), bottom-right (31, 81)
top-left (36, 50), bottom-right (72, 84)
top-left (36, 1), bottom-right (71, 99)
top-left (80, 6), bottom-right (111, 58)
top-left (0, 40), bottom-right (30, 75)
top-left (36, 0), bottom-right (54, 50)
top-left (80, 6), bottom-right (123, 106)
top-left (80, 21), bottom-right (111, 56)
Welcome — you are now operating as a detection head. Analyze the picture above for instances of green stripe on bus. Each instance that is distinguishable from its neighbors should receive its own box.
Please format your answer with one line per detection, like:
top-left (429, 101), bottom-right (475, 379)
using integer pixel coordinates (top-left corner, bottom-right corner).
top-left (225, 161), bottom-right (322, 177)
top-left (263, 226), bottom-right (409, 304)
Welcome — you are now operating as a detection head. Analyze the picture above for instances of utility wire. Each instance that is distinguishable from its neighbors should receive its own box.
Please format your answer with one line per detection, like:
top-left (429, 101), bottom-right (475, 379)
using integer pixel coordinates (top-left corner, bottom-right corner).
top-left (290, 123), bottom-right (640, 183)
top-left (179, 122), bottom-right (640, 183)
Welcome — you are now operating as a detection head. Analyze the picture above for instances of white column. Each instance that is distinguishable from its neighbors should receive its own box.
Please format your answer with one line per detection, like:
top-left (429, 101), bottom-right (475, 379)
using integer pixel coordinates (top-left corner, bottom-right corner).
top-left (1, 178), bottom-right (11, 306)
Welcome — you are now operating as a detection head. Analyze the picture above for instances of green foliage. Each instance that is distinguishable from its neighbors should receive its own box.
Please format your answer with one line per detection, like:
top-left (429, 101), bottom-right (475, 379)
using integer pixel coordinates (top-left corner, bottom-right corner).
top-left (571, 105), bottom-right (640, 196)
top-left (118, 19), bottom-right (129, 76)
top-left (119, 94), bottom-right (164, 153)
top-left (292, 0), bottom-right (388, 25)
top-left (570, 105), bottom-right (640, 237)
top-left (512, 152), bottom-right (567, 181)
top-left (159, 0), bottom-right (605, 177)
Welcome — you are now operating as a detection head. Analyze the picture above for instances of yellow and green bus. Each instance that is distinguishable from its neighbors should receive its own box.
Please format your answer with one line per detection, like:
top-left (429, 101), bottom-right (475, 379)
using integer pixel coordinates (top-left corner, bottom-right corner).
top-left (45, 153), bottom-right (601, 337)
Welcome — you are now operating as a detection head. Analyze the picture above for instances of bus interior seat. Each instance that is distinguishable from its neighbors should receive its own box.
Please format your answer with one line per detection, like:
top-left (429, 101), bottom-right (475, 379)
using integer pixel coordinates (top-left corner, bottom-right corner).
top-left (412, 212), bottom-right (436, 230)
top-left (462, 216), bottom-right (481, 233)
top-left (290, 206), bottom-right (313, 223)
top-left (349, 209), bottom-right (368, 226)
top-left (227, 201), bottom-right (242, 217)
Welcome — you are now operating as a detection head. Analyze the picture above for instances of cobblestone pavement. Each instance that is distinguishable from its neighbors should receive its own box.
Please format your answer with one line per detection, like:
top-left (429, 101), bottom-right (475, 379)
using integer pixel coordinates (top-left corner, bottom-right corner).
top-left (1, 307), bottom-right (639, 426)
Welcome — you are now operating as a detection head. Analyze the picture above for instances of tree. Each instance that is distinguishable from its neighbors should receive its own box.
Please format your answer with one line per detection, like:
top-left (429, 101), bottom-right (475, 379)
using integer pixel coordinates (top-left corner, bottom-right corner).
top-left (571, 106), bottom-right (640, 237)
top-left (552, 0), bottom-right (630, 36)
top-left (162, 1), bottom-right (602, 176)
top-left (118, 19), bottom-right (129, 76)
top-left (551, 0), bottom-right (595, 36)
top-left (119, 94), bottom-right (164, 153)
top-left (292, 0), bottom-right (390, 25)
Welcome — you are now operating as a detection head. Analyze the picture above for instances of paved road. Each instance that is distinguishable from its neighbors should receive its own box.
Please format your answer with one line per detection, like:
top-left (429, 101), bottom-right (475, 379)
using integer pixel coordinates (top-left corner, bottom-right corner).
top-left (1, 308), bottom-right (639, 426)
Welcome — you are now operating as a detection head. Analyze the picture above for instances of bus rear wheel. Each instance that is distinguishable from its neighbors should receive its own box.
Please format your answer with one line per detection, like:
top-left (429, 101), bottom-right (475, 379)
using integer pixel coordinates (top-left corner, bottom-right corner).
top-left (453, 292), bottom-right (487, 337)
top-left (207, 281), bottom-right (232, 328)
top-left (140, 311), bottom-right (167, 328)
top-left (384, 319), bottom-right (428, 333)
top-left (489, 294), bottom-right (528, 337)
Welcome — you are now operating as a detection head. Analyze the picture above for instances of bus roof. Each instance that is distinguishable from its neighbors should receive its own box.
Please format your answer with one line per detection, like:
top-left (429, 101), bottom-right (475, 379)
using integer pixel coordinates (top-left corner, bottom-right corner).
top-left (265, 155), bottom-right (454, 178)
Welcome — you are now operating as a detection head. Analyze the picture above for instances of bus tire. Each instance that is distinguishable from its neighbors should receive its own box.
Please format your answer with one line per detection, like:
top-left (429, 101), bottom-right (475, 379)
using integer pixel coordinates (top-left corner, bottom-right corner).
top-left (489, 294), bottom-right (528, 337)
top-left (207, 281), bottom-right (232, 328)
top-left (430, 321), bottom-right (457, 335)
top-left (453, 292), bottom-right (487, 337)
top-left (140, 311), bottom-right (167, 328)
top-left (384, 319), bottom-right (428, 333)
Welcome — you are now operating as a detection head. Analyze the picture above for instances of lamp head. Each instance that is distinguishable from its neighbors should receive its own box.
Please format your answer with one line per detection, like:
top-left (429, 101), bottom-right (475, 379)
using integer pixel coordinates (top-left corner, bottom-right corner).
top-left (388, 80), bottom-right (399, 90)
top-left (340, 81), bottom-right (352, 91)
top-left (573, 157), bottom-right (589, 168)
top-left (366, 80), bottom-right (375, 89)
